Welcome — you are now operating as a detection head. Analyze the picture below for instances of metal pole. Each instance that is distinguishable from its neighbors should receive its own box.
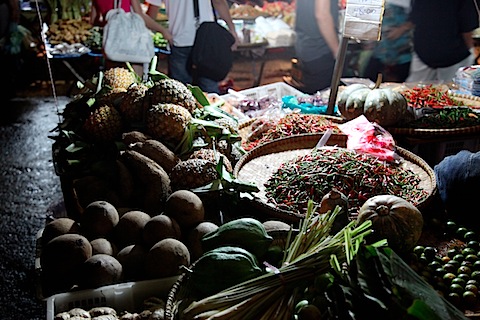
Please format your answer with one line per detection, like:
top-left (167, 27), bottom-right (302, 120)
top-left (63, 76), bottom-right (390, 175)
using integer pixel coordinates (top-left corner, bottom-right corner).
top-left (327, 36), bottom-right (349, 115)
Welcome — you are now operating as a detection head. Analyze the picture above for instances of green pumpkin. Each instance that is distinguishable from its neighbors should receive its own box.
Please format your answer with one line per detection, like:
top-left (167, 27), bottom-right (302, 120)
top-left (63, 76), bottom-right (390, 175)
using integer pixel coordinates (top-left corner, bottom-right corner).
top-left (356, 194), bottom-right (423, 254)
top-left (337, 75), bottom-right (407, 126)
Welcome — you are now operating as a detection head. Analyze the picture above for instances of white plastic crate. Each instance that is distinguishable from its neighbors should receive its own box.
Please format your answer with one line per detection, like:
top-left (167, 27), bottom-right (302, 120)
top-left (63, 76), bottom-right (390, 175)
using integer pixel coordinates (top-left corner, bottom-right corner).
top-left (220, 81), bottom-right (305, 101)
top-left (46, 276), bottom-right (179, 320)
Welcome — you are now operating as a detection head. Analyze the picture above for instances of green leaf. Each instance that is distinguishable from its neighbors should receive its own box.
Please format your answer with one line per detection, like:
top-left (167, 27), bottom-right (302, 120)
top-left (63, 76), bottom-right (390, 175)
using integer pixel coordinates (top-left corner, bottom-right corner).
top-left (407, 300), bottom-right (443, 320)
top-left (188, 84), bottom-right (210, 106)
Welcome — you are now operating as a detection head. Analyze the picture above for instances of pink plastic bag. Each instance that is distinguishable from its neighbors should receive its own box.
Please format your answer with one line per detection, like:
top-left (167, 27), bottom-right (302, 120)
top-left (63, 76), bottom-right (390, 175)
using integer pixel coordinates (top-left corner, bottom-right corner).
top-left (338, 115), bottom-right (398, 162)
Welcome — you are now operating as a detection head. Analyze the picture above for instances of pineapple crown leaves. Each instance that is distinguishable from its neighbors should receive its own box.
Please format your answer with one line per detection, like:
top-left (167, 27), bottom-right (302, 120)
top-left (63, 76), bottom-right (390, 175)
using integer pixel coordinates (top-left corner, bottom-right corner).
top-left (174, 118), bottom-right (241, 156)
top-left (191, 148), bottom-right (259, 195)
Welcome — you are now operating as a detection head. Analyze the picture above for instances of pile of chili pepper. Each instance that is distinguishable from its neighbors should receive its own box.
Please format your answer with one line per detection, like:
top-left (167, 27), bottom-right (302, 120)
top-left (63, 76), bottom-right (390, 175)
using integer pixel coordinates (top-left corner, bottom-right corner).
top-left (242, 113), bottom-right (340, 151)
top-left (400, 85), bottom-right (480, 128)
top-left (402, 85), bottom-right (463, 109)
top-left (403, 107), bottom-right (480, 128)
top-left (264, 147), bottom-right (428, 216)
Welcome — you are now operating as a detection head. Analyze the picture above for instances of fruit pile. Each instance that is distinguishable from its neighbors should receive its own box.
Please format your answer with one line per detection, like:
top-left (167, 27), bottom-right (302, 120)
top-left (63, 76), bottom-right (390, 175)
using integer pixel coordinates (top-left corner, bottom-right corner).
top-left (409, 221), bottom-right (480, 313)
top-left (52, 64), bottom-right (248, 218)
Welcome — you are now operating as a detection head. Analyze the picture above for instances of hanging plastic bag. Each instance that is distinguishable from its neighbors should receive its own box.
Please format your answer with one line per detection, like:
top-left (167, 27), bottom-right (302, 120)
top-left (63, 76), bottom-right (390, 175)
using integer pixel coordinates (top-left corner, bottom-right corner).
top-left (102, 6), bottom-right (154, 64)
top-left (338, 115), bottom-right (400, 162)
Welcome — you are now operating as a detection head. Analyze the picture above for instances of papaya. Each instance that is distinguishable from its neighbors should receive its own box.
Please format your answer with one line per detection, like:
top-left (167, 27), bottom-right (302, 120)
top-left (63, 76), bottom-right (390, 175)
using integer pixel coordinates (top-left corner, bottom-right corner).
top-left (201, 217), bottom-right (273, 259)
top-left (189, 246), bottom-right (264, 298)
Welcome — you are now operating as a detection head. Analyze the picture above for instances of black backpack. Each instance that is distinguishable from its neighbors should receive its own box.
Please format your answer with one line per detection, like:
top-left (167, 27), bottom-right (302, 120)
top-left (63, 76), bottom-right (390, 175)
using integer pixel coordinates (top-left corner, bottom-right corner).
top-left (190, 0), bottom-right (235, 81)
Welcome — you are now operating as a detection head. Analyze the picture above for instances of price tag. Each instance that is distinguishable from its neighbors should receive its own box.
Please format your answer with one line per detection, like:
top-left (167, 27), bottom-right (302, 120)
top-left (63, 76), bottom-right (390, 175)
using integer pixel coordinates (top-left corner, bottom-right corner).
top-left (343, 0), bottom-right (385, 41)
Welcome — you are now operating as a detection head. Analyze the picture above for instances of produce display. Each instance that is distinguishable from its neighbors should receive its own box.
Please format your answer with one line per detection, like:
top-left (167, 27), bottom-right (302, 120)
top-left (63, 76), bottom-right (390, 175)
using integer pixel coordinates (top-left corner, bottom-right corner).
top-left (41, 55), bottom-right (480, 319)
top-left (338, 81), bottom-right (480, 130)
top-left (242, 113), bottom-right (341, 151)
top-left (410, 221), bottom-right (480, 314)
top-left (54, 297), bottom-right (167, 319)
top-left (229, 4), bottom-right (270, 19)
top-left (166, 202), bottom-right (469, 319)
top-left (399, 85), bottom-right (480, 129)
top-left (264, 147), bottom-right (429, 217)
top-left (46, 19), bottom-right (94, 45)
top-left (337, 76), bottom-right (408, 127)
top-left (153, 32), bottom-right (168, 49)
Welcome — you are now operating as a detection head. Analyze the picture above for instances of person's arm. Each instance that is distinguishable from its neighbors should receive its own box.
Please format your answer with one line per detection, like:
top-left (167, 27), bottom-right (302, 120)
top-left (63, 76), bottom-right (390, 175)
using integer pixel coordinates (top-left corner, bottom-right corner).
top-left (146, 3), bottom-right (160, 20)
top-left (387, 20), bottom-right (413, 40)
top-left (315, 0), bottom-right (339, 58)
top-left (131, 0), bottom-right (172, 43)
top-left (212, 0), bottom-right (239, 47)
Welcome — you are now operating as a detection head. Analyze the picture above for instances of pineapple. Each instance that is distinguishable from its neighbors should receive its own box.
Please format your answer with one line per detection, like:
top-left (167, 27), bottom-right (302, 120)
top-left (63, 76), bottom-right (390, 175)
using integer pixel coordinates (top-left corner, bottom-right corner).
top-left (213, 117), bottom-right (239, 135)
top-left (149, 78), bottom-right (197, 114)
top-left (103, 67), bottom-right (136, 90)
top-left (83, 105), bottom-right (123, 143)
top-left (169, 158), bottom-right (219, 190)
top-left (97, 87), bottom-right (127, 108)
top-left (189, 148), bottom-right (233, 173)
top-left (119, 83), bottom-right (150, 124)
top-left (145, 103), bottom-right (192, 147)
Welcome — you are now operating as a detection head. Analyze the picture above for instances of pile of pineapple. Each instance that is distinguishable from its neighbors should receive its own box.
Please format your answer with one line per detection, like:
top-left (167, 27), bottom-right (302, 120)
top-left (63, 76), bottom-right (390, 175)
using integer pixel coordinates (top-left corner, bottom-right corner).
top-left (53, 65), bottom-right (250, 218)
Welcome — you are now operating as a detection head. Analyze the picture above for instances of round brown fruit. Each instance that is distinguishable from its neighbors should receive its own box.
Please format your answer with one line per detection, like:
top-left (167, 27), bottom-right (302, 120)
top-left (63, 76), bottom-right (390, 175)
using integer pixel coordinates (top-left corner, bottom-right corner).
top-left (143, 214), bottom-right (182, 249)
top-left (40, 233), bottom-right (92, 295)
top-left (116, 244), bottom-right (148, 281)
top-left (185, 221), bottom-right (219, 262)
top-left (90, 238), bottom-right (118, 256)
top-left (41, 217), bottom-right (81, 246)
top-left (114, 210), bottom-right (151, 248)
top-left (146, 238), bottom-right (190, 279)
top-left (164, 190), bottom-right (205, 230)
top-left (80, 254), bottom-right (123, 289)
top-left (81, 201), bottom-right (119, 239)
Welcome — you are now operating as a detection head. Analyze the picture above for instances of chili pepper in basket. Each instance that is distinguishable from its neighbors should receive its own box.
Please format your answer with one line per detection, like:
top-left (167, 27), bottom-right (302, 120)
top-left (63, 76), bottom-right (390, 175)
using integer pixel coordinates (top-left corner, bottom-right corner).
top-left (264, 148), bottom-right (428, 216)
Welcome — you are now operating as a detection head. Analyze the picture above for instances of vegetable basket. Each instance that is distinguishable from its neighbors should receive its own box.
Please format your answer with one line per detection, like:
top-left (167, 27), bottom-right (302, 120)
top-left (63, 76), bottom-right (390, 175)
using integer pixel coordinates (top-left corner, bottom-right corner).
top-left (233, 133), bottom-right (437, 223)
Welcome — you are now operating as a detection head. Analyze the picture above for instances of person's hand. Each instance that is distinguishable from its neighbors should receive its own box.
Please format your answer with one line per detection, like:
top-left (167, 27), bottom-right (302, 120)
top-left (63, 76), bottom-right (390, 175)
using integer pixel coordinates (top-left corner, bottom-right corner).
top-left (230, 31), bottom-right (239, 51)
top-left (163, 30), bottom-right (173, 44)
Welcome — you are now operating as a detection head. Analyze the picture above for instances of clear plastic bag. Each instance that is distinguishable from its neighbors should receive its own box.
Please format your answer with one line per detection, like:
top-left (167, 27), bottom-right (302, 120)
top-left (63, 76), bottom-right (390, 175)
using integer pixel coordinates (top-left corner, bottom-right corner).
top-left (338, 115), bottom-right (400, 162)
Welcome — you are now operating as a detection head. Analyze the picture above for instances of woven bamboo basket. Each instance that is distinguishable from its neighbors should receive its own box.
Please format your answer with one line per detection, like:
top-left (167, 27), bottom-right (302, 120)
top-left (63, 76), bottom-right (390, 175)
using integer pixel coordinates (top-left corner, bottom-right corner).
top-left (387, 92), bottom-right (480, 137)
top-left (237, 114), bottom-right (345, 146)
top-left (233, 133), bottom-right (437, 223)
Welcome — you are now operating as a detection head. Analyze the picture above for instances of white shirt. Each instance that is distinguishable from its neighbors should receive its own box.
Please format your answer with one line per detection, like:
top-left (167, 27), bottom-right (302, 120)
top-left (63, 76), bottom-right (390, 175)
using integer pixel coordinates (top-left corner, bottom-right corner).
top-left (147, 0), bottom-right (215, 47)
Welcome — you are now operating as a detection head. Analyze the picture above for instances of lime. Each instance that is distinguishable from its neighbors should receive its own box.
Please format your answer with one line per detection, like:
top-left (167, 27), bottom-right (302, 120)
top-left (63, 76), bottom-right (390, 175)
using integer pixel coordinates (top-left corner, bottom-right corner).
top-left (450, 283), bottom-right (464, 295)
top-left (456, 227), bottom-right (469, 238)
top-left (462, 247), bottom-right (476, 256)
top-left (466, 284), bottom-right (479, 295)
top-left (463, 290), bottom-right (477, 307)
top-left (423, 247), bottom-right (437, 261)
top-left (413, 245), bottom-right (425, 257)
top-left (448, 292), bottom-right (461, 306)
top-left (451, 277), bottom-right (466, 288)
top-left (443, 272), bottom-right (456, 285)
top-left (468, 240), bottom-right (480, 250)
top-left (464, 231), bottom-right (477, 241)
top-left (446, 221), bottom-right (458, 233)
top-left (458, 265), bottom-right (472, 276)
top-left (471, 270), bottom-right (480, 282)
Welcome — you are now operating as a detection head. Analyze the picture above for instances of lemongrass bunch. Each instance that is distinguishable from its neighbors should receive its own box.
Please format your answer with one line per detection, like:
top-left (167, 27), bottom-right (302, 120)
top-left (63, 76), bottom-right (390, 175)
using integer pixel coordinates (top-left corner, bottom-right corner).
top-left (179, 201), bottom-right (375, 320)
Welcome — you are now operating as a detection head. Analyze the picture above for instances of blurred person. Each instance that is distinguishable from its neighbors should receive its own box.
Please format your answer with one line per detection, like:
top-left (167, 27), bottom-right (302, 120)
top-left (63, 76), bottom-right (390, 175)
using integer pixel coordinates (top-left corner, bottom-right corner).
top-left (289, 0), bottom-right (340, 94)
top-left (406, 0), bottom-right (479, 83)
top-left (146, 0), bottom-right (238, 93)
top-left (0, 0), bottom-right (19, 42)
top-left (363, 0), bottom-right (413, 83)
top-left (0, 0), bottom-right (20, 101)
top-left (90, 0), bottom-right (172, 75)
